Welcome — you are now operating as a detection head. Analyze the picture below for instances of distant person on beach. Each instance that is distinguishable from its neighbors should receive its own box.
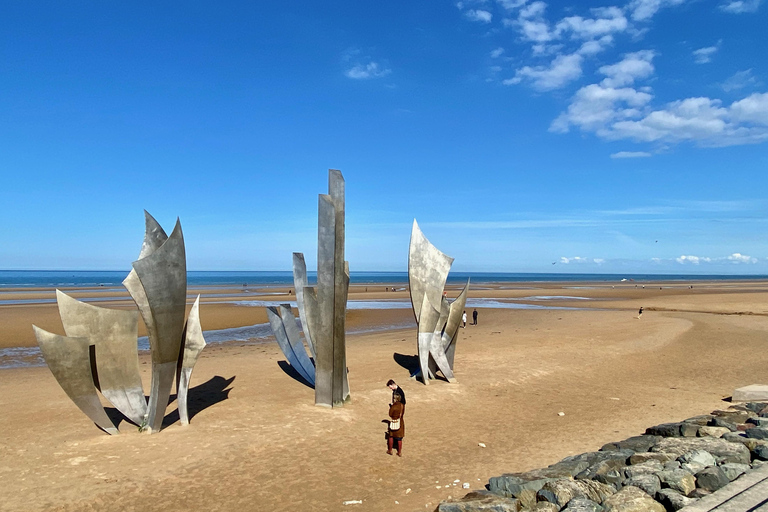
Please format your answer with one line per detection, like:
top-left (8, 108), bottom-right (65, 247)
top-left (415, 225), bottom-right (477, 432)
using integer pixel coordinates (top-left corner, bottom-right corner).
top-left (387, 394), bottom-right (405, 456)
top-left (638, 306), bottom-right (644, 319)
top-left (472, 309), bottom-right (478, 325)
top-left (387, 379), bottom-right (406, 410)
top-left (462, 311), bottom-right (467, 328)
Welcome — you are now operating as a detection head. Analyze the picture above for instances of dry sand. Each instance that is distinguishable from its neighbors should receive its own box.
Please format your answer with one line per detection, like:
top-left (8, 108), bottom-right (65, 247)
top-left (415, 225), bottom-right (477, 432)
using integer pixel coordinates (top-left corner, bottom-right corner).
top-left (1, 281), bottom-right (767, 511)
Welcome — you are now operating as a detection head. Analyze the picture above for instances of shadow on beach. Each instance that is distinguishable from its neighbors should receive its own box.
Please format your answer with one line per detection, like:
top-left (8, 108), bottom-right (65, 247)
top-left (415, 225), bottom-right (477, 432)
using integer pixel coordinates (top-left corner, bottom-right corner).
top-left (277, 360), bottom-right (314, 389)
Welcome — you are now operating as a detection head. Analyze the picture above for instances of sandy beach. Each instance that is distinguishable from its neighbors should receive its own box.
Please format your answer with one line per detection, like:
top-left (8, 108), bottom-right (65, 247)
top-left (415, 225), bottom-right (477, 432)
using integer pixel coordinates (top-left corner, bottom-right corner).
top-left (1, 280), bottom-right (768, 511)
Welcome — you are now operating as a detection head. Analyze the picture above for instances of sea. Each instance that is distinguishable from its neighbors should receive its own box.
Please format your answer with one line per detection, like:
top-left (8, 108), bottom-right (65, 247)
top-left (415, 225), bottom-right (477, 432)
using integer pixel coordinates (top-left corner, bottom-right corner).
top-left (2, 270), bottom-right (766, 369)
top-left (1, 269), bottom-right (767, 288)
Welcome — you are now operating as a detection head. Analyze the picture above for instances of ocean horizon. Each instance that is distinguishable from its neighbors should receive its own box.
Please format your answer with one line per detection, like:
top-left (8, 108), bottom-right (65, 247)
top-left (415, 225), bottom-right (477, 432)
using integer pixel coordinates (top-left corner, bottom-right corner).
top-left (1, 269), bottom-right (767, 288)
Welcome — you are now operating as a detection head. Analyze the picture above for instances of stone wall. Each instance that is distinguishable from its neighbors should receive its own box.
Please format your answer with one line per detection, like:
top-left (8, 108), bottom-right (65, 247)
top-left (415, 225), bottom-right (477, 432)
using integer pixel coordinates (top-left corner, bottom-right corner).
top-left (436, 402), bottom-right (768, 511)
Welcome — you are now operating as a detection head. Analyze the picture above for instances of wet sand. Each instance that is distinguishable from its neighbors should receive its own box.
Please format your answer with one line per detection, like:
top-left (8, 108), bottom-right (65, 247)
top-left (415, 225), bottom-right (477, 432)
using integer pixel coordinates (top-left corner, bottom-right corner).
top-left (1, 281), bottom-right (767, 511)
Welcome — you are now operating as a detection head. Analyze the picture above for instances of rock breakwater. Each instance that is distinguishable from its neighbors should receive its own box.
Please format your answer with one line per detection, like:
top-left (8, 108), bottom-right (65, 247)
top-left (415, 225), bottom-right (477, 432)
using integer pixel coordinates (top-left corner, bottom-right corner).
top-left (437, 402), bottom-right (768, 511)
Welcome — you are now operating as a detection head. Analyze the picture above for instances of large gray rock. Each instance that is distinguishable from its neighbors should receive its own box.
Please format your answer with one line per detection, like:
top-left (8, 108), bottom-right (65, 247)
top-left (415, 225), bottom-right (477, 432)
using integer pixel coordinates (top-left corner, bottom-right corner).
top-left (698, 426), bottom-right (730, 438)
top-left (753, 444), bottom-right (768, 461)
top-left (655, 489), bottom-right (694, 511)
top-left (721, 431), bottom-right (766, 452)
top-left (576, 458), bottom-right (629, 482)
top-left (720, 462), bottom-right (750, 481)
top-left (564, 497), bottom-right (604, 511)
top-left (516, 489), bottom-right (537, 510)
top-left (437, 491), bottom-right (521, 512)
top-left (656, 469), bottom-right (696, 495)
top-left (537, 479), bottom-right (615, 508)
top-left (489, 461), bottom-right (595, 498)
top-left (744, 427), bottom-right (768, 440)
top-left (680, 423), bottom-right (700, 437)
top-left (684, 415), bottom-right (714, 426)
top-left (534, 503), bottom-right (559, 512)
top-left (624, 460), bottom-right (663, 478)
top-left (711, 409), bottom-right (753, 424)
top-left (600, 436), bottom-right (661, 453)
top-left (624, 474), bottom-right (660, 496)
top-left (652, 437), bottom-right (751, 464)
top-left (594, 469), bottom-right (625, 488)
top-left (646, 423), bottom-right (683, 437)
top-left (678, 449), bottom-right (716, 471)
top-left (602, 486), bottom-right (665, 512)
top-left (628, 452), bottom-right (675, 465)
top-left (710, 416), bottom-right (739, 432)
top-left (695, 466), bottom-right (730, 492)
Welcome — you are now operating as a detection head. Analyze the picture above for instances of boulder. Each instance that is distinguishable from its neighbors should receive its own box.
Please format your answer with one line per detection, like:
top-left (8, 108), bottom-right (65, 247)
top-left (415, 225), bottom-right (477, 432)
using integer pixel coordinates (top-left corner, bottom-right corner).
top-left (537, 479), bottom-right (614, 508)
top-left (628, 452), bottom-right (674, 465)
top-left (711, 409), bottom-right (753, 424)
top-left (680, 423), bottom-right (700, 437)
top-left (489, 473), bottom-right (554, 498)
top-left (646, 423), bottom-right (683, 438)
top-left (678, 450), bottom-right (716, 468)
top-left (663, 461), bottom-right (681, 471)
top-left (437, 491), bottom-right (521, 512)
top-left (655, 489), bottom-right (694, 511)
top-left (564, 497), bottom-right (604, 512)
top-left (516, 489), bottom-right (537, 510)
top-left (600, 436), bottom-right (660, 453)
top-left (624, 460), bottom-right (663, 478)
top-left (695, 466), bottom-right (730, 492)
top-left (746, 417), bottom-right (768, 427)
top-left (576, 458), bottom-right (628, 481)
top-left (689, 488), bottom-right (711, 499)
top-left (710, 417), bottom-right (739, 432)
top-left (683, 415), bottom-right (713, 426)
top-left (721, 432), bottom-right (765, 452)
top-left (744, 427), bottom-right (768, 440)
top-left (720, 462), bottom-right (750, 481)
top-left (534, 503), bottom-right (559, 512)
top-left (698, 426), bottom-right (730, 438)
top-left (752, 444), bottom-right (768, 461)
top-left (656, 469), bottom-right (696, 495)
top-left (602, 486), bottom-right (665, 512)
top-left (652, 437), bottom-right (751, 464)
top-left (624, 474), bottom-right (660, 496)
top-left (753, 460), bottom-right (766, 469)
top-left (594, 469), bottom-right (624, 488)
top-left (744, 402), bottom-right (768, 414)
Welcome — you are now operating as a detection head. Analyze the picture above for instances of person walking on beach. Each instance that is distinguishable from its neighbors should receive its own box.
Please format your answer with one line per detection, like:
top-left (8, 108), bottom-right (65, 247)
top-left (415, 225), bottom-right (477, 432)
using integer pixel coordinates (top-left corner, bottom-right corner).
top-left (387, 394), bottom-right (405, 456)
top-left (472, 308), bottom-right (478, 325)
top-left (637, 306), bottom-right (643, 319)
top-left (462, 310), bottom-right (467, 328)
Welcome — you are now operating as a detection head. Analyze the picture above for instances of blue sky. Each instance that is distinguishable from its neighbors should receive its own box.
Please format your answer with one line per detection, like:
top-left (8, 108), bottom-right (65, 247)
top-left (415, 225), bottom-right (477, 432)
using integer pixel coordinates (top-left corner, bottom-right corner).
top-left (1, 1), bottom-right (767, 273)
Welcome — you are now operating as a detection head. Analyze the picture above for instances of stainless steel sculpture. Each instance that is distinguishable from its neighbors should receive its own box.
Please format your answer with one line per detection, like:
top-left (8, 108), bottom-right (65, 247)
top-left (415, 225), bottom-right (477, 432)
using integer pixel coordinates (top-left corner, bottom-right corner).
top-left (408, 220), bottom-right (470, 384)
top-left (268, 169), bottom-right (350, 407)
top-left (32, 211), bottom-right (206, 434)
top-left (266, 304), bottom-right (315, 386)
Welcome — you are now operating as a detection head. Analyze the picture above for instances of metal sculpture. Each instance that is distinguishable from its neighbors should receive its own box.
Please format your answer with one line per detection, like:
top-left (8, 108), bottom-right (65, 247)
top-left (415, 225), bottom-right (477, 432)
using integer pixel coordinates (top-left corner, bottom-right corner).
top-left (32, 211), bottom-right (206, 434)
top-left (268, 169), bottom-right (350, 407)
top-left (408, 219), bottom-right (470, 384)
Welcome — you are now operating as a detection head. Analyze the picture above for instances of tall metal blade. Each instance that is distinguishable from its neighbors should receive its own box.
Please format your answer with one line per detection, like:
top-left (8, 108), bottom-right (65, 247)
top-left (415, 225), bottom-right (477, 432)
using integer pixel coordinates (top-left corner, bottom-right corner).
top-left (292, 252), bottom-right (315, 359)
top-left (33, 326), bottom-right (119, 435)
top-left (279, 304), bottom-right (316, 385)
top-left (267, 306), bottom-right (314, 385)
top-left (56, 290), bottom-right (147, 425)
top-left (177, 295), bottom-right (207, 425)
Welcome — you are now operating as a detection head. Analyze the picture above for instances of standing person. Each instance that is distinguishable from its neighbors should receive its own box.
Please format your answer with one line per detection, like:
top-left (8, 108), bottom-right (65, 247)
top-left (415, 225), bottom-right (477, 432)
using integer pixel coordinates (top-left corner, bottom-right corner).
top-left (387, 394), bottom-right (405, 456)
top-left (387, 379), bottom-right (406, 411)
top-left (462, 310), bottom-right (467, 328)
top-left (638, 306), bottom-right (643, 319)
top-left (472, 308), bottom-right (478, 325)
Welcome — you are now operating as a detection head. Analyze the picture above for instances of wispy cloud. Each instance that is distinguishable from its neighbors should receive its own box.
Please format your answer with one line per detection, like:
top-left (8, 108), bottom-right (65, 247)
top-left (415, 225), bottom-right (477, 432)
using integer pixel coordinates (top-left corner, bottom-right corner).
top-left (611, 150), bottom-right (652, 158)
top-left (342, 48), bottom-right (391, 80)
top-left (466, 9), bottom-right (493, 22)
top-left (676, 252), bottom-right (758, 264)
top-left (720, 0), bottom-right (762, 13)
top-left (721, 69), bottom-right (760, 92)
top-left (693, 45), bottom-right (718, 64)
top-left (628, 0), bottom-right (686, 22)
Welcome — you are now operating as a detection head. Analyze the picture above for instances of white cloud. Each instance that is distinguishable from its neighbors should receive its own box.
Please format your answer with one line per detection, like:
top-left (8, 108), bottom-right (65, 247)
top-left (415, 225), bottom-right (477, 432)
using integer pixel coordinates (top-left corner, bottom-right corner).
top-left (345, 61), bottom-right (391, 80)
top-left (490, 47), bottom-right (505, 58)
top-left (550, 83), bottom-right (652, 133)
top-left (506, 52), bottom-right (583, 90)
top-left (628, 0), bottom-right (686, 21)
top-left (730, 92), bottom-right (768, 125)
top-left (497, 0), bottom-right (528, 9)
top-left (721, 69), bottom-right (760, 92)
top-left (599, 50), bottom-right (655, 88)
top-left (554, 7), bottom-right (628, 40)
top-left (676, 255), bottom-right (710, 264)
top-left (720, 0), bottom-right (762, 13)
top-left (693, 46), bottom-right (718, 64)
top-left (520, 1), bottom-right (547, 18)
top-left (466, 9), bottom-right (493, 22)
top-left (728, 252), bottom-right (758, 263)
top-left (611, 151), bottom-right (652, 158)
